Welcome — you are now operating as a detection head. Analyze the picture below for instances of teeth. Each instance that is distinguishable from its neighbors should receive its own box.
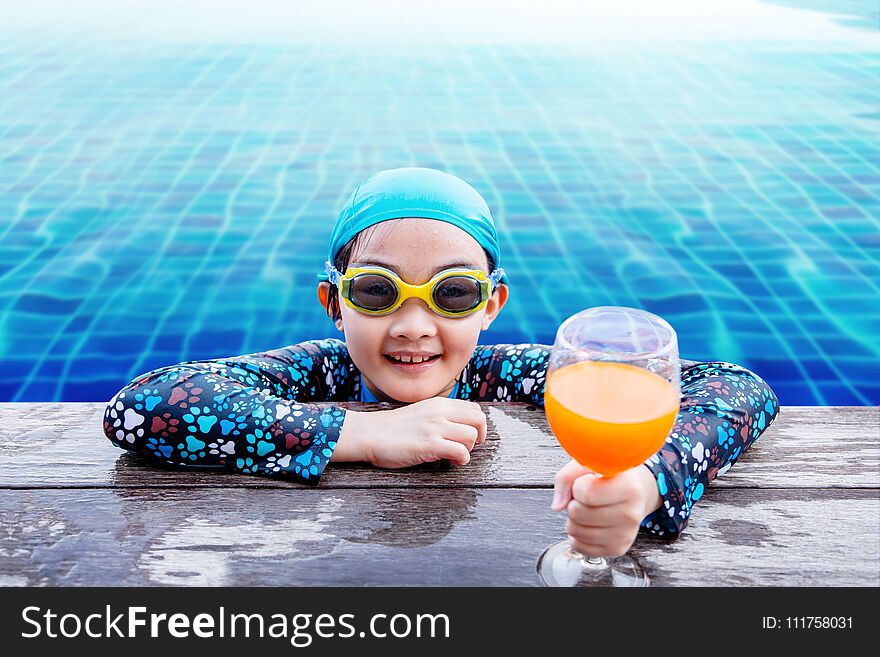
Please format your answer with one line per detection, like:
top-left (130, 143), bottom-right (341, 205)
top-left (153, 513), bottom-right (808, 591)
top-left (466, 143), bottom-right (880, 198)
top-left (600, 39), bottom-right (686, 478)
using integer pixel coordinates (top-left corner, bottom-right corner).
top-left (388, 354), bottom-right (433, 363)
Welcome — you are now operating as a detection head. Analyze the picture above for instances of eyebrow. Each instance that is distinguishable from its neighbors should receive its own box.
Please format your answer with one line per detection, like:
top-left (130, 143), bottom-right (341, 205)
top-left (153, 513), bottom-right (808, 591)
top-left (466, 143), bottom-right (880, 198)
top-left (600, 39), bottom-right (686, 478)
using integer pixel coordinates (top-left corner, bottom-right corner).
top-left (350, 260), bottom-right (483, 276)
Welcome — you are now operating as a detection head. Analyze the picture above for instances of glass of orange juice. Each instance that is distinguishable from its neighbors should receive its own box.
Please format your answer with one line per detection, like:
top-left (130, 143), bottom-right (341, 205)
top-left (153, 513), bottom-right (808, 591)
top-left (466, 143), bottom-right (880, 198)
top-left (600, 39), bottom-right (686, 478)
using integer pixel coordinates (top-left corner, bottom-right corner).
top-left (537, 306), bottom-right (680, 587)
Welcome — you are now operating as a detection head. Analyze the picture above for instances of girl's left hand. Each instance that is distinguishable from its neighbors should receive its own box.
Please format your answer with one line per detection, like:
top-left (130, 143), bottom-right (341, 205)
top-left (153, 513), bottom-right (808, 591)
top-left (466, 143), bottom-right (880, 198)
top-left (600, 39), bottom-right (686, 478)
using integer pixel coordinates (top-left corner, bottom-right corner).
top-left (551, 460), bottom-right (663, 558)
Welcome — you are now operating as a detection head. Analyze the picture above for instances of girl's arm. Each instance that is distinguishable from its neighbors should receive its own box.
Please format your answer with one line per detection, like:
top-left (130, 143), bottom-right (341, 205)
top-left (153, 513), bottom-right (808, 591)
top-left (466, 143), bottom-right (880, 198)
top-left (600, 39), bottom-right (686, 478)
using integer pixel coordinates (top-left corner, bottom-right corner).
top-left (640, 359), bottom-right (779, 536)
top-left (103, 338), bottom-right (355, 483)
top-left (468, 344), bottom-right (780, 536)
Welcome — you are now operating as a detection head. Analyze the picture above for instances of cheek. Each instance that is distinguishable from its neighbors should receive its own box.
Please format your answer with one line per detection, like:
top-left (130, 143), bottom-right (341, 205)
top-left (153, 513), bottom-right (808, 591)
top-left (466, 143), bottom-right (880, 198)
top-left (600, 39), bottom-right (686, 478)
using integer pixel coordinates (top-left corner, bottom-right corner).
top-left (438, 319), bottom-right (482, 359)
top-left (339, 312), bottom-right (385, 356)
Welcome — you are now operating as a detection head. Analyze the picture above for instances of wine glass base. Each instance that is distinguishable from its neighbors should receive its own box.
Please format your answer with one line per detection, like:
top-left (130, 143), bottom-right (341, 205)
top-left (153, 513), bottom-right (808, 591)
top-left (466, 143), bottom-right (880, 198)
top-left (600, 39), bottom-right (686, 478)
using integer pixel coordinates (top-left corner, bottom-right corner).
top-left (536, 540), bottom-right (649, 587)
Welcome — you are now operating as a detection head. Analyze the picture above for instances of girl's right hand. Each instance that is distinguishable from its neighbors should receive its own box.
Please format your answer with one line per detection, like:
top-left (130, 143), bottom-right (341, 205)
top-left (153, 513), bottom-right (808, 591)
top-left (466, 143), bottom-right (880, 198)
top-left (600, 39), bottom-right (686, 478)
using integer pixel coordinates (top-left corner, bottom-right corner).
top-left (331, 397), bottom-right (487, 468)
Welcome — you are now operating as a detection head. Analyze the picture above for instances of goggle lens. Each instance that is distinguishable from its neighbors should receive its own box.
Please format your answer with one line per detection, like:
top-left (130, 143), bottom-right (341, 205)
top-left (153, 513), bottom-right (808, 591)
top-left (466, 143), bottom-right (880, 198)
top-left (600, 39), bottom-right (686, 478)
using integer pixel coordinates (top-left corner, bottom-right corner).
top-left (431, 276), bottom-right (482, 312)
top-left (349, 274), bottom-right (398, 310)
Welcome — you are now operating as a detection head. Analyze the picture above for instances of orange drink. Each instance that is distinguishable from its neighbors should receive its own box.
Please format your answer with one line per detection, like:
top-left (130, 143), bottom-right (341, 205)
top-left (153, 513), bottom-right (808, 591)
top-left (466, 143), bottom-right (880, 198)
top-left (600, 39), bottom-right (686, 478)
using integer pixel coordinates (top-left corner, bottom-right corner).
top-left (544, 360), bottom-right (679, 475)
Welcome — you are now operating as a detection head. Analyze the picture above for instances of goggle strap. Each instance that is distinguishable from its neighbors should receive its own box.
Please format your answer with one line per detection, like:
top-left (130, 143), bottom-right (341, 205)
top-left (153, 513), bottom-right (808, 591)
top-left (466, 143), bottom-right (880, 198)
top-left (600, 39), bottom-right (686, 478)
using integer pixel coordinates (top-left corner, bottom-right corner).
top-left (325, 260), bottom-right (341, 286)
top-left (488, 268), bottom-right (505, 288)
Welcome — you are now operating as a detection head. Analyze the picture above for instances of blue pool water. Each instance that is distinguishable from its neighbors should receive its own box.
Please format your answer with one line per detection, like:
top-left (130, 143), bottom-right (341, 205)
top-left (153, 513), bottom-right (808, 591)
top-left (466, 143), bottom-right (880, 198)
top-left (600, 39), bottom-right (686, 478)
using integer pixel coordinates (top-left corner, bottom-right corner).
top-left (0, 1), bottom-right (878, 405)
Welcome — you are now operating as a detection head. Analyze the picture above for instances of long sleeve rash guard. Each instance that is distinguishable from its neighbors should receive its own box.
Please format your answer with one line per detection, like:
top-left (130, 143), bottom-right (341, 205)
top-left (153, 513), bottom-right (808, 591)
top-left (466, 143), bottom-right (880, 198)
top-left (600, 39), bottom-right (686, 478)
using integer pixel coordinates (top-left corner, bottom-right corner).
top-left (103, 338), bottom-right (779, 537)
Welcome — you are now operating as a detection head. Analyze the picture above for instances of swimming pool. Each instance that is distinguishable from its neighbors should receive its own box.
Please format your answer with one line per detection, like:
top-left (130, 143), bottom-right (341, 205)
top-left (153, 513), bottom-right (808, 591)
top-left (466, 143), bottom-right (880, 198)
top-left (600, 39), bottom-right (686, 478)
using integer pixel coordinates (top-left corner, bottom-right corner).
top-left (0, 0), bottom-right (877, 405)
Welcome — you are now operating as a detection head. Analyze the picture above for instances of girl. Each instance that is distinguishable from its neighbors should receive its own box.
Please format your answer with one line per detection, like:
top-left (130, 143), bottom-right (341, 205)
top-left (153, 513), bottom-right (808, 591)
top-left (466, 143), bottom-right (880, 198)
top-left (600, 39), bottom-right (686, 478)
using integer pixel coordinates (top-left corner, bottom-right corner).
top-left (103, 167), bottom-right (780, 550)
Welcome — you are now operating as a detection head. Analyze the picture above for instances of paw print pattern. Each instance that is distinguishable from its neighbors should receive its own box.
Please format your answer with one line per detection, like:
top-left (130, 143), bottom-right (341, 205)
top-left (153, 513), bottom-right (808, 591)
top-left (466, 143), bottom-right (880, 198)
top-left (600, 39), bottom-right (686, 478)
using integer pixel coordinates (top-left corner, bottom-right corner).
top-left (250, 404), bottom-right (272, 428)
top-left (177, 435), bottom-right (207, 461)
top-left (133, 388), bottom-right (163, 412)
top-left (691, 442), bottom-right (710, 476)
top-left (266, 454), bottom-right (292, 473)
top-left (207, 437), bottom-right (236, 456)
top-left (211, 394), bottom-right (230, 413)
top-left (476, 369), bottom-right (497, 400)
top-left (236, 457), bottom-right (257, 473)
top-left (282, 426), bottom-right (311, 450)
top-left (499, 350), bottom-right (523, 382)
top-left (150, 412), bottom-right (180, 436)
top-left (244, 429), bottom-right (275, 456)
top-left (717, 421), bottom-right (736, 449)
top-left (293, 448), bottom-right (323, 480)
top-left (219, 413), bottom-right (248, 436)
top-left (167, 381), bottom-right (204, 409)
top-left (146, 436), bottom-right (173, 459)
top-left (223, 363), bottom-right (261, 389)
top-left (181, 405), bottom-right (219, 434)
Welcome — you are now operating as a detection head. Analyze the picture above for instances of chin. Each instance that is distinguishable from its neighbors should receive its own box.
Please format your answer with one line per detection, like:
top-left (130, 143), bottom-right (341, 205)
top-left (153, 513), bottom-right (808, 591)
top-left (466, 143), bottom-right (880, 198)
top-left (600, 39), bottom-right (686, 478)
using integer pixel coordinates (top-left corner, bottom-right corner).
top-left (389, 390), bottom-right (429, 404)
top-left (384, 383), bottom-right (437, 404)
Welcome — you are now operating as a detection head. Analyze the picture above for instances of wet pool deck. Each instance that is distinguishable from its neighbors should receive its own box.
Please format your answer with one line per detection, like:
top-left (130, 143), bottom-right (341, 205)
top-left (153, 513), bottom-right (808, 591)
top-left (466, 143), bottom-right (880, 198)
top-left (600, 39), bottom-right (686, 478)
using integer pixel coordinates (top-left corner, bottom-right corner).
top-left (0, 403), bottom-right (877, 586)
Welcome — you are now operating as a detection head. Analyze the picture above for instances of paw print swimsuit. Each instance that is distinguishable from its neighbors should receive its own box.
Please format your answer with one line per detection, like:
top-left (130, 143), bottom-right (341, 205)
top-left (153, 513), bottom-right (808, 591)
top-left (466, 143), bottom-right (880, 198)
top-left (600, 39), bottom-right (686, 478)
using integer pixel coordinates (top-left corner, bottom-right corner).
top-left (104, 338), bottom-right (779, 536)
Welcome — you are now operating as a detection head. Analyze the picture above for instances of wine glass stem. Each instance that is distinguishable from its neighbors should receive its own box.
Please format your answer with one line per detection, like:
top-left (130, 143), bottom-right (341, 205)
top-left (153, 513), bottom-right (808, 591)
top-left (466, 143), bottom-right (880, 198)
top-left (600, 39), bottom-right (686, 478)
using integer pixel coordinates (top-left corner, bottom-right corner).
top-left (566, 547), bottom-right (608, 569)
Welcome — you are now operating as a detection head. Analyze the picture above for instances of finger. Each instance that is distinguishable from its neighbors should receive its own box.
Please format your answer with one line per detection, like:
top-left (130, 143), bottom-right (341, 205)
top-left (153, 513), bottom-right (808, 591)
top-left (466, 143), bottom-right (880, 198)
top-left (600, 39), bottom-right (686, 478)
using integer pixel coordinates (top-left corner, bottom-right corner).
top-left (566, 500), bottom-right (641, 528)
top-left (445, 399), bottom-right (484, 420)
top-left (432, 439), bottom-right (471, 466)
top-left (442, 421), bottom-right (479, 451)
top-left (449, 404), bottom-right (486, 445)
top-left (565, 521), bottom-right (614, 546)
top-left (567, 528), bottom-right (635, 559)
top-left (568, 538), bottom-right (616, 559)
top-left (442, 398), bottom-right (481, 411)
top-left (445, 402), bottom-right (487, 445)
top-left (552, 460), bottom-right (596, 511)
top-left (474, 409), bottom-right (487, 445)
top-left (571, 471), bottom-right (637, 508)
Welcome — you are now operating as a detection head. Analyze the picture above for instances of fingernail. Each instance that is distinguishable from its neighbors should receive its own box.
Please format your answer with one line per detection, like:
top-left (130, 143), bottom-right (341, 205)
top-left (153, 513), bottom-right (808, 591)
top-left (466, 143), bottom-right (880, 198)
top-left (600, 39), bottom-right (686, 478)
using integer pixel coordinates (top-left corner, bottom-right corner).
top-left (551, 490), bottom-right (562, 510)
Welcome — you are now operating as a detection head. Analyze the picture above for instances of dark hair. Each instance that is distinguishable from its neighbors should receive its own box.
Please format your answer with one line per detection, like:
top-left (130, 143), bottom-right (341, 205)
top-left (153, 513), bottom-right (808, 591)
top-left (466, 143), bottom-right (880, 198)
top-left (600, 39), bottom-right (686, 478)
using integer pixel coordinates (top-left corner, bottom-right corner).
top-left (323, 227), bottom-right (498, 323)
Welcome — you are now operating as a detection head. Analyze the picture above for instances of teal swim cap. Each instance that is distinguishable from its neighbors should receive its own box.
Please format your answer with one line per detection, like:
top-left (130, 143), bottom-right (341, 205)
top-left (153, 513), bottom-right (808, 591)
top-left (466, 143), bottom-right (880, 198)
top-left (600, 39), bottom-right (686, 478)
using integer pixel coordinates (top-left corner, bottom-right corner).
top-left (316, 167), bottom-right (508, 285)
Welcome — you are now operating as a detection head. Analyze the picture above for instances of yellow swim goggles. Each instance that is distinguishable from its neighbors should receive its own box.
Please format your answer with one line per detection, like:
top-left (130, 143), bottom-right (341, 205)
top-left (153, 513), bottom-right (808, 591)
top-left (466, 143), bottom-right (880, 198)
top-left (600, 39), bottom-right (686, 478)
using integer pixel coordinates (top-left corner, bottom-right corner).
top-left (324, 260), bottom-right (506, 318)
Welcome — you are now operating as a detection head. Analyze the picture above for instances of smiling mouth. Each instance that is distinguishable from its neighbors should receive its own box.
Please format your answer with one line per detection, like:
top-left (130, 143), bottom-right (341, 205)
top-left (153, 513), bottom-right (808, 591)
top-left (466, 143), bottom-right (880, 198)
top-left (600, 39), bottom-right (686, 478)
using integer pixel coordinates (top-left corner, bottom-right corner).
top-left (383, 354), bottom-right (442, 364)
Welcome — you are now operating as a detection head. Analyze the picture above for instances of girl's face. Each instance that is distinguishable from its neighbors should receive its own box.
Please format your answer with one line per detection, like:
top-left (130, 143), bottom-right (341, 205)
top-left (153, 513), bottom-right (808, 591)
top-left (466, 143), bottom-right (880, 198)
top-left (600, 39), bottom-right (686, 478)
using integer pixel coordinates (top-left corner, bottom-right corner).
top-left (317, 218), bottom-right (508, 403)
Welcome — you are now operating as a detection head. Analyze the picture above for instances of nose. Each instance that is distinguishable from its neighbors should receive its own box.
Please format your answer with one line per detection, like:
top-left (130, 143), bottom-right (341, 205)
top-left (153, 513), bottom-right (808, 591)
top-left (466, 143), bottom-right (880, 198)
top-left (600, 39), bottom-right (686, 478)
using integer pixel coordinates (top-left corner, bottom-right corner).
top-left (387, 297), bottom-right (439, 339)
